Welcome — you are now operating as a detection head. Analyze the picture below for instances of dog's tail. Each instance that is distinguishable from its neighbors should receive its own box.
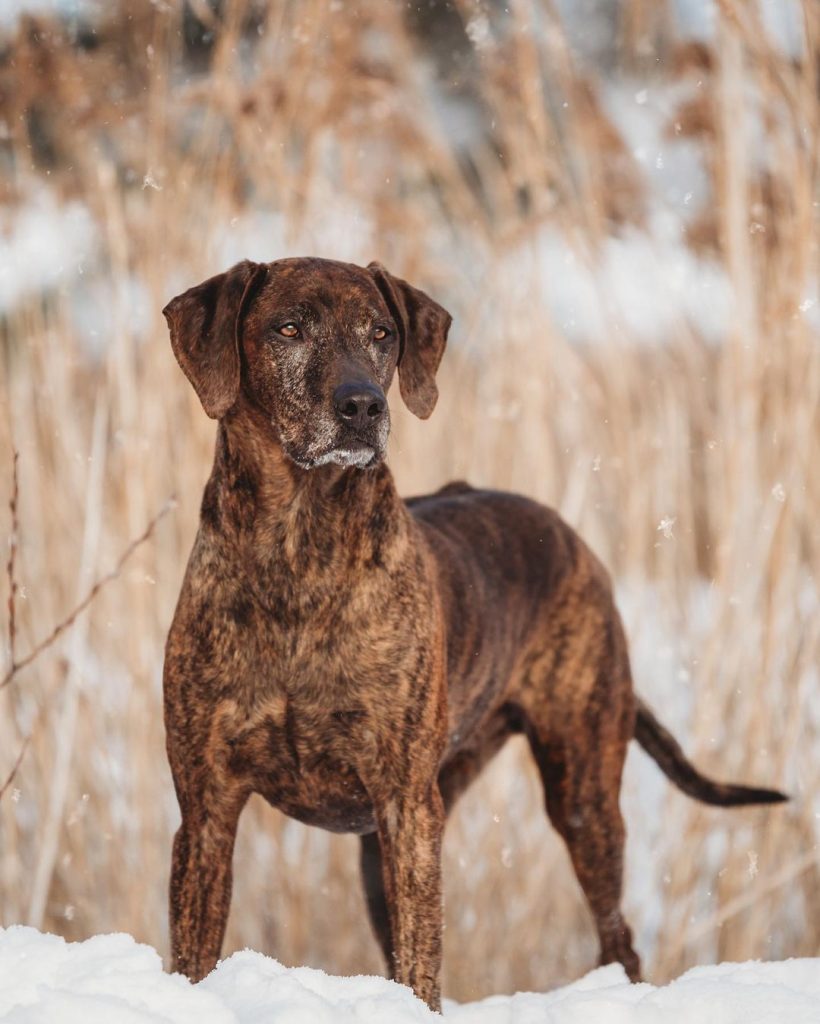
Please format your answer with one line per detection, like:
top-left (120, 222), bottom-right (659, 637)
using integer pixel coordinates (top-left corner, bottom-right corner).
top-left (634, 699), bottom-right (788, 806)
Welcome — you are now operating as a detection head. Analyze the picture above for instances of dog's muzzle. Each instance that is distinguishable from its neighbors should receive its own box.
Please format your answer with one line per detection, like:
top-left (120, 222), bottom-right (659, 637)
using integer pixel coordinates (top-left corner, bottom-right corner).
top-left (302, 380), bottom-right (387, 468)
top-left (332, 381), bottom-right (386, 430)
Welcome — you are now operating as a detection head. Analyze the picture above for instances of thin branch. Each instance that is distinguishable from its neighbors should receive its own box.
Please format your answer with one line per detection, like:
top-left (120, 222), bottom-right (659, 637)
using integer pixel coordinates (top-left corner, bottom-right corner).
top-left (0, 734), bottom-right (30, 802)
top-left (6, 448), bottom-right (19, 669)
top-left (0, 495), bottom-right (176, 690)
top-left (681, 847), bottom-right (820, 946)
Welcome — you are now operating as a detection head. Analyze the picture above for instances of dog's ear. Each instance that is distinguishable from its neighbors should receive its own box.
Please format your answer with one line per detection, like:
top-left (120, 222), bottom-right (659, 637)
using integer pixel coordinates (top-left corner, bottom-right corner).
top-left (162, 260), bottom-right (265, 419)
top-left (368, 262), bottom-right (451, 419)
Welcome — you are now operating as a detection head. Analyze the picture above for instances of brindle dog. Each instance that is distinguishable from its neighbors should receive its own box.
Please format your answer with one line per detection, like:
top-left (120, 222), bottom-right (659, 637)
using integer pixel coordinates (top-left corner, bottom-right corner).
top-left (162, 257), bottom-right (786, 1012)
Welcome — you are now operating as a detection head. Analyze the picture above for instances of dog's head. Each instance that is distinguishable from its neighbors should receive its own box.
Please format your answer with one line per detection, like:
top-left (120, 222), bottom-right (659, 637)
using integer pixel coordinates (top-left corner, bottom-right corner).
top-left (163, 257), bottom-right (451, 469)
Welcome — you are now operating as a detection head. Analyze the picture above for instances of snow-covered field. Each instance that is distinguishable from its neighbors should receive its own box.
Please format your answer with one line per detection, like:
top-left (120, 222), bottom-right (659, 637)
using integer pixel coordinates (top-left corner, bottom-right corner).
top-left (1, 927), bottom-right (819, 1023)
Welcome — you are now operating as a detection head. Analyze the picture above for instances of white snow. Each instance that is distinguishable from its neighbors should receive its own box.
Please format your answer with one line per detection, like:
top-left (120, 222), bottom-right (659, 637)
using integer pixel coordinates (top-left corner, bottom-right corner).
top-left (0, 189), bottom-right (98, 314)
top-left (1, 926), bottom-right (820, 1023)
top-left (0, 0), bottom-right (95, 29)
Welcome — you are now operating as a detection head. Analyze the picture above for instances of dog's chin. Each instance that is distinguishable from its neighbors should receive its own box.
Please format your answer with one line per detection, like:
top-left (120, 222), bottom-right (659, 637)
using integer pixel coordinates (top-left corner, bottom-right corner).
top-left (287, 443), bottom-right (384, 471)
top-left (314, 445), bottom-right (378, 469)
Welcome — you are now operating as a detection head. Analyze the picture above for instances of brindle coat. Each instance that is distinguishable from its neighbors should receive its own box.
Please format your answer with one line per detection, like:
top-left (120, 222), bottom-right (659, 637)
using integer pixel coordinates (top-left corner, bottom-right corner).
top-left (162, 257), bottom-right (786, 1012)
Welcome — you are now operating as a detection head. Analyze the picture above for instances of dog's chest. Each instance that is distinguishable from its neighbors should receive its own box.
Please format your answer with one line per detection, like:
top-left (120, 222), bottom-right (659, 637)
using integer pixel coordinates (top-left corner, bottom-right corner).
top-left (220, 691), bottom-right (380, 833)
top-left (212, 586), bottom-right (418, 833)
top-left (225, 555), bottom-right (419, 702)
top-left (176, 521), bottom-right (435, 833)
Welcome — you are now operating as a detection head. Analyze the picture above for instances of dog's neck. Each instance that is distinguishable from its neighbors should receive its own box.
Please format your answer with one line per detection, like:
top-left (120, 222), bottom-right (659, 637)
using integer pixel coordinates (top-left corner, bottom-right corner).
top-left (218, 403), bottom-right (308, 513)
top-left (203, 402), bottom-right (408, 571)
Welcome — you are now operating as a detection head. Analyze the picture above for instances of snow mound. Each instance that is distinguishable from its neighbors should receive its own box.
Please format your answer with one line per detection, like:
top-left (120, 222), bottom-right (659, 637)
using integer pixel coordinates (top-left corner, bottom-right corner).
top-left (1, 926), bottom-right (820, 1023)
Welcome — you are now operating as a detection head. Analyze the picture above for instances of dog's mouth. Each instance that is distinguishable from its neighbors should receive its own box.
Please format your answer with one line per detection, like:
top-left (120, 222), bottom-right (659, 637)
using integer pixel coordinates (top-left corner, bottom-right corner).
top-left (278, 410), bottom-right (389, 472)
top-left (312, 441), bottom-right (379, 469)
top-left (284, 437), bottom-right (384, 471)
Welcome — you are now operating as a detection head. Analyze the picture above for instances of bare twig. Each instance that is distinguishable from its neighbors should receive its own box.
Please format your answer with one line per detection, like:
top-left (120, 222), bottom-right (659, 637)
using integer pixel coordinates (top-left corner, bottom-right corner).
top-left (0, 734), bottom-right (30, 802)
top-left (0, 495), bottom-right (176, 691)
top-left (679, 848), bottom-right (820, 948)
top-left (6, 449), bottom-right (19, 669)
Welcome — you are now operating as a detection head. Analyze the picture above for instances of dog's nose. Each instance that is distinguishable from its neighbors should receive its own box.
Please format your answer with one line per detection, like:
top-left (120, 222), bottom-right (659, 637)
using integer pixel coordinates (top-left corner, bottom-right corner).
top-left (333, 382), bottom-right (386, 428)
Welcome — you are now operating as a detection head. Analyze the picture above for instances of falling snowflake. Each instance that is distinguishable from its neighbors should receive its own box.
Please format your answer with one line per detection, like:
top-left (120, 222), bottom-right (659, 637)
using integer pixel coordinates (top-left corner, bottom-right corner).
top-left (657, 516), bottom-right (676, 539)
top-left (142, 172), bottom-right (162, 191)
top-left (748, 851), bottom-right (759, 879)
top-left (466, 14), bottom-right (491, 50)
top-left (771, 483), bottom-right (786, 502)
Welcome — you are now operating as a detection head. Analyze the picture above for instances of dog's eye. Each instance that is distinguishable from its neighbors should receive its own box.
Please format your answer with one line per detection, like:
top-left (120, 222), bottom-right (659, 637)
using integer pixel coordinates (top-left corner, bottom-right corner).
top-left (373, 326), bottom-right (391, 342)
top-left (278, 323), bottom-right (300, 339)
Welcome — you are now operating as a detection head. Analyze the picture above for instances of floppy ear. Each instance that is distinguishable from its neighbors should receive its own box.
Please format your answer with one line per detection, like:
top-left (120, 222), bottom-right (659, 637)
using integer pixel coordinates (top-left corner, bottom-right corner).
top-left (162, 260), bottom-right (265, 419)
top-left (368, 262), bottom-right (452, 419)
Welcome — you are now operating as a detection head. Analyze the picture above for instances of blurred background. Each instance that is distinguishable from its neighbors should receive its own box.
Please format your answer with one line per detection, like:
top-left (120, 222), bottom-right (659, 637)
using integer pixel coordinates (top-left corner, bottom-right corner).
top-left (0, 0), bottom-right (818, 1003)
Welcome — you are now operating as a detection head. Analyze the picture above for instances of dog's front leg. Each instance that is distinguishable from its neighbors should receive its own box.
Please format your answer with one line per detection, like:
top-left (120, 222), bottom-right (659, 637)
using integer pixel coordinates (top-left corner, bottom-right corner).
top-left (374, 784), bottom-right (445, 1012)
top-left (169, 783), bottom-right (248, 982)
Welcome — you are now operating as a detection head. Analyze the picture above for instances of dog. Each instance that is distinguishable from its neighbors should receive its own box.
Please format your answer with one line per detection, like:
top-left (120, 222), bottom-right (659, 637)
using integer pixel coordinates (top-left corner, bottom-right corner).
top-left (162, 257), bottom-right (786, 1012)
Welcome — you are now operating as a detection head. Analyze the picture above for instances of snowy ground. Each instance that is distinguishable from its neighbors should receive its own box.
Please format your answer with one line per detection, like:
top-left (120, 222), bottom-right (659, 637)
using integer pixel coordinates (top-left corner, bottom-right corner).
top-left (1, 927), bottom-right (819, 1023)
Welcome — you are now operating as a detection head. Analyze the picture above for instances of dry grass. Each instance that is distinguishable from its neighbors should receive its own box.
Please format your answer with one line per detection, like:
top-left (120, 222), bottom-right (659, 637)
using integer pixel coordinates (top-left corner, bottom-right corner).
top-left (0, 0), bottom-right (818, 1003)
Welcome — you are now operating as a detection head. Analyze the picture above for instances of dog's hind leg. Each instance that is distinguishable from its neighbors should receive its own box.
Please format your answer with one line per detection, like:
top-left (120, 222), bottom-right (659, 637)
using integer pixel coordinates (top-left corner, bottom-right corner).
top-left (521, 615), bottom-right (641, 981)
top-left (527, 727), bottom-right (640, 980)
top-left (360, 832), bottom-right (394, 976)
